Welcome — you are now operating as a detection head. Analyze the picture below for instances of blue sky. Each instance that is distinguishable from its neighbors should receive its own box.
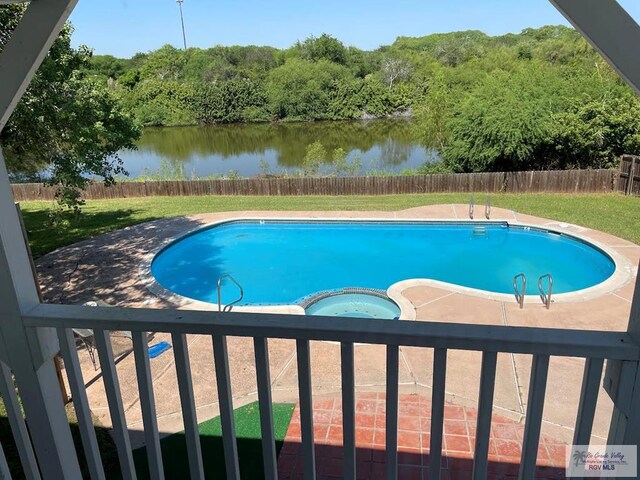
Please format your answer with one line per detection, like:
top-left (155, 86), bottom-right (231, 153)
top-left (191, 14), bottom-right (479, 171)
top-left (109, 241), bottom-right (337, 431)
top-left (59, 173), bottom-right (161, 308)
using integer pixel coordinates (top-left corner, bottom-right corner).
top-left (69, 0), bottom-right (640, 58)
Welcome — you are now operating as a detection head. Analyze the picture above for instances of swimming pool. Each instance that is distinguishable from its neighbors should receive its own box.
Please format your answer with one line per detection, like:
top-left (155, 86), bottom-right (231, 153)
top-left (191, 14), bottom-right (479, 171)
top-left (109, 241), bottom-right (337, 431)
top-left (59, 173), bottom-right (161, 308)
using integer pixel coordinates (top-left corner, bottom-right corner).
top-left (150, 220), bottom-right (616, 306)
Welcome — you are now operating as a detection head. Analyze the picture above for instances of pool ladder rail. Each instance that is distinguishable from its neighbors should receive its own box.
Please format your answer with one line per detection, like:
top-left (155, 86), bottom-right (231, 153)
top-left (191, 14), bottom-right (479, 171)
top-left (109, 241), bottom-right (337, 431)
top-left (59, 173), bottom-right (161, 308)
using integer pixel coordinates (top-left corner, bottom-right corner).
top-left (513, 273), bottom-right (526, 309)
top-left (217, 273), bottom-right (244, 312)
top-left (538, 273), bottom-right (553, 309)
top-left (469, 195), bottom-right (491, 219)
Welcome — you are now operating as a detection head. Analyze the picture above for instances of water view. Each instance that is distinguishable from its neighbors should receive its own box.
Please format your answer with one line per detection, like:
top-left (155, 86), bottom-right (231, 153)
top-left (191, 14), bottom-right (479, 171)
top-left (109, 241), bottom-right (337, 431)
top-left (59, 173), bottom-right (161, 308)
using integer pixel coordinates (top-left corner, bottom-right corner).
top-left (118, 119), bottom-right (438, 179)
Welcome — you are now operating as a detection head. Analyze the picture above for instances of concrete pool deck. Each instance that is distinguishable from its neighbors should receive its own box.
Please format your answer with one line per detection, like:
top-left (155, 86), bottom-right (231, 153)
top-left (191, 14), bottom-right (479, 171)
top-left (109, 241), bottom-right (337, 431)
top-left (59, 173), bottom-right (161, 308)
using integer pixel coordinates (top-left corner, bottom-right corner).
top-left (35, 204), bottom-right (639, 450)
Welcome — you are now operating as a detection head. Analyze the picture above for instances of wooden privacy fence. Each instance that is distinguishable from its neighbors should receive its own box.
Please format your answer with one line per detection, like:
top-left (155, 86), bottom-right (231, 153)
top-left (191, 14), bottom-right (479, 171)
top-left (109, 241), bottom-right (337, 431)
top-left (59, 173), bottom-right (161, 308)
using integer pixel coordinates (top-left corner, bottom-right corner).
top-left (11, 168), bottom-right (618, 201)
top-left (619, 154), bottom-right (640, 195)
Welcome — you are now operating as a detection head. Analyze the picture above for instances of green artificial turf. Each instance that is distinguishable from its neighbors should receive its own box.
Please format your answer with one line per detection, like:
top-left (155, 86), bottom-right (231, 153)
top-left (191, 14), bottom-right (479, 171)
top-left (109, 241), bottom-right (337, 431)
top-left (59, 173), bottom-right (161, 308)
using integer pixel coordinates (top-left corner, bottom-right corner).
top-left (129, 402), bottom-right (295, 480)
top-left (19, 193), bottom-right (640, 257)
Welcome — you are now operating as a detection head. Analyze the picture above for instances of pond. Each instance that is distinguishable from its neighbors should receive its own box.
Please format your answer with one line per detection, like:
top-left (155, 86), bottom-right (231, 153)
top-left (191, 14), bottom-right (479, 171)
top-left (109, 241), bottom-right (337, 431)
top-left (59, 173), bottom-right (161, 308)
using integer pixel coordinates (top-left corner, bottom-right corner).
top-left (117, 119), bottom-right (439, 179)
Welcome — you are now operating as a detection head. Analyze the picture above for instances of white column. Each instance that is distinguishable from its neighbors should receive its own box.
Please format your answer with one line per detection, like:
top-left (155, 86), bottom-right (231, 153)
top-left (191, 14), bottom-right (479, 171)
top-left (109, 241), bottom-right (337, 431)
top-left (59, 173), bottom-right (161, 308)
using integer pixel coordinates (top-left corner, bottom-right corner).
top-left (549, 0), bottom-right (640, 448)
top-left (0, 0), bottom-right (79, 130)
top-left (550, 0), bottom-right (640, 94)
top-left (0, 0), bottom-right (82, 475)
top-left (605, 267), bottom-right (640, 446)
top-left (0, 149), bottom-right (82, 478)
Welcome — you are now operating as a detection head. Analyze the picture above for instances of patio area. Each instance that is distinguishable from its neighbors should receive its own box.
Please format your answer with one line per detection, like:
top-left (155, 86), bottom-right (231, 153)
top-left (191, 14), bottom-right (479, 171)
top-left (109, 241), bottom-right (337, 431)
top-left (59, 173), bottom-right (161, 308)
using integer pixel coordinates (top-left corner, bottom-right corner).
top-left (34, 204), bottom-right (638, 456)
top-left (276, 392), bottom-right (567, 480)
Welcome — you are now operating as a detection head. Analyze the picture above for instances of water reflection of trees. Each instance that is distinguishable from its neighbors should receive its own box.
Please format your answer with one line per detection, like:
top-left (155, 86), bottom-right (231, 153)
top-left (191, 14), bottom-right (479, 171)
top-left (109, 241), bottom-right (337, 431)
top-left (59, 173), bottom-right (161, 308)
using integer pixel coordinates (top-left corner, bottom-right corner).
top-left (135, 120), bottom-right (422, 169)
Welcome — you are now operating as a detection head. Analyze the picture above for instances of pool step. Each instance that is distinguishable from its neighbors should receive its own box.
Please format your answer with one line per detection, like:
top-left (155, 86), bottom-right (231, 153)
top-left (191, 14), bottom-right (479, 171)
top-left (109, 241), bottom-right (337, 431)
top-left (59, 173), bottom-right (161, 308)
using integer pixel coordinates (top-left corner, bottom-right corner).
top-left (473, 226), bottom-right (487, 236)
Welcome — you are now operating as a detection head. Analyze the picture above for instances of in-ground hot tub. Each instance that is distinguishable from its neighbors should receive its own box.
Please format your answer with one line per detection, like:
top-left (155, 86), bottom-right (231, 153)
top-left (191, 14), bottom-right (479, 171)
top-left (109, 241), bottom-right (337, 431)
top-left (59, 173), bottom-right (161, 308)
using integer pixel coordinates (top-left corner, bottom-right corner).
top-left (149, 220), bottom-right (617, 307)
top-left (302, 289), bottom-right (400, 320)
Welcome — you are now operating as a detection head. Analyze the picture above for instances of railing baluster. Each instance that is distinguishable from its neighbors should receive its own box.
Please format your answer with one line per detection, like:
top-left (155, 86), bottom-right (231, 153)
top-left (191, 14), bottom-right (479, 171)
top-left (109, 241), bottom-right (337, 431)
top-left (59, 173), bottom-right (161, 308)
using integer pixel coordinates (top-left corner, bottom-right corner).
top-left (429, 348), bottom-right (447, 479)
top-left (0, 362), bottom-right (40, 480)
top-left (94, 329), bottom-right (136, 480)
top-left (57, 328), bottom-right (105, 480)
top-left (0, 439), bottom-right (12, 479)
top-left (254, 337), bottom-right (277, 480)
top-left (341, 342), bottom-right (356, 480)
top-left (212, 334), bottom-right (240, 480)
top-left (518, 355), bottom-right (550, 480)
top-left (132, 332), bottom-right (164, 480)
top-left (171, 333), bottom-right (205, 480)
top-left (296, 339), bottom-right (316, 480)
top-left (573, 358), bottom-right (604, 446)
top-left (472, 351), bottom-right (498, 480)
top-left (386, 345), bottom-right (400, 480)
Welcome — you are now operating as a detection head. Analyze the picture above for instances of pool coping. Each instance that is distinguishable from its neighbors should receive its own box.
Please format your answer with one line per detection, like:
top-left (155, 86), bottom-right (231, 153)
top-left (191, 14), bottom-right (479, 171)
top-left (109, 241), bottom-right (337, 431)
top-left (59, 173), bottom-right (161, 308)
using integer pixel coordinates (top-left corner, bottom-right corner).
top-left (138, 216), bottom-right (635, 319)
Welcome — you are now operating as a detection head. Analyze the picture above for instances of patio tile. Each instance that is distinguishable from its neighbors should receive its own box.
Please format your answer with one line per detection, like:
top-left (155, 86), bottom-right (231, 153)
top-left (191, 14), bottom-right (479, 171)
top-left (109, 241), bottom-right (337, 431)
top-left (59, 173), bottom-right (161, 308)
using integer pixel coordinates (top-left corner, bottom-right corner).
top-left (445, 435), bottom-right (471, 453)
top-left (397, 431), bottom-right (421, 449)
top-left (278, 394), bottom-right (564, 480)
top-left (494, 439), bottom-right (522, 458)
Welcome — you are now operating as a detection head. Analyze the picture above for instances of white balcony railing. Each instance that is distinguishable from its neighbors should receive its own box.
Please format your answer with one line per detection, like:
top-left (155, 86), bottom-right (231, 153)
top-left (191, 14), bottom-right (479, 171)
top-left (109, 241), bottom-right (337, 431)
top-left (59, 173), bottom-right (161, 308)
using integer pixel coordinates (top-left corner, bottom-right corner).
top-left (0, 302), bottom-right (635, 480)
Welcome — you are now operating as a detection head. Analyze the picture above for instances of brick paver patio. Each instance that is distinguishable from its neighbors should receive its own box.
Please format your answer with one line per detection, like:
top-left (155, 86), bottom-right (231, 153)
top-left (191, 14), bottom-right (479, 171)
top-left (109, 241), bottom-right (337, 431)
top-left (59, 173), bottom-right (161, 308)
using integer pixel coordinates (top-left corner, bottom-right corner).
top-left (277, 393), bottom-right (567, 480)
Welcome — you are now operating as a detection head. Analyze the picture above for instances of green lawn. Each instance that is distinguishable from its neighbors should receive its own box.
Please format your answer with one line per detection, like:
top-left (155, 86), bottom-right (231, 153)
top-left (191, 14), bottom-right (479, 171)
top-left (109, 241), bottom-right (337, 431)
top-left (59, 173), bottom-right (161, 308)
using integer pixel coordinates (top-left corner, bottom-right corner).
top-left (19, 193), bottom-right (640, 257)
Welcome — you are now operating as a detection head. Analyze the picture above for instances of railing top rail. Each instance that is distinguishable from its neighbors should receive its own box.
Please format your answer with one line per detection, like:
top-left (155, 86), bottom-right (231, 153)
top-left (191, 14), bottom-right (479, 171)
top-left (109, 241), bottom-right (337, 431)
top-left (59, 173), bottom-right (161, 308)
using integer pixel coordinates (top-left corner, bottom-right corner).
top-left (24, 303), bottom-right (639, 360)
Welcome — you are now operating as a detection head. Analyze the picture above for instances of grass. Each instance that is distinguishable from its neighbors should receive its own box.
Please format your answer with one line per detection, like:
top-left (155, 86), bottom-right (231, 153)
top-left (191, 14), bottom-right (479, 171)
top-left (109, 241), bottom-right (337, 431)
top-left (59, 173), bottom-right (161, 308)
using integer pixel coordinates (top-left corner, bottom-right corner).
top-left (19, 193), bottom-right (640, 257)
top-left (129, 402), bottom-right (295, 480)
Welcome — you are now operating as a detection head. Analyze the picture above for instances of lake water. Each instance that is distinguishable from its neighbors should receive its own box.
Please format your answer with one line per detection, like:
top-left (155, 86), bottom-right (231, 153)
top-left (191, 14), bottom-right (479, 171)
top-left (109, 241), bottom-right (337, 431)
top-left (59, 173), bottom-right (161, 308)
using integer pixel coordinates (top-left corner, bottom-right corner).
top-left (117, 120), bottom-right (438, 179)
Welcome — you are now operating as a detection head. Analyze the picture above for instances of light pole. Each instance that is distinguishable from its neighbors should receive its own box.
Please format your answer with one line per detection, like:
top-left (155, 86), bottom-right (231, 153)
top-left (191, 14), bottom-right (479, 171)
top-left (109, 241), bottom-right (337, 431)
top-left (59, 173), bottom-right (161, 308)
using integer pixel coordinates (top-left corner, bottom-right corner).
top-left (176, 0), bottom-right (187, 50)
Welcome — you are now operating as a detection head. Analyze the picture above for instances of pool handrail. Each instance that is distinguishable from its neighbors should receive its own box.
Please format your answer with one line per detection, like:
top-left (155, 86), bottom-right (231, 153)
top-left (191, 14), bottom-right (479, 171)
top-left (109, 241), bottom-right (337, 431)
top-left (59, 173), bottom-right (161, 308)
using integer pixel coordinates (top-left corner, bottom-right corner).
top-left (538, 273), bottom-right (554, 310)
top-left (513, 273), bottom-right (526, 309)
top-left (217, 274), bottom-right (244, 312)
top-left (485, 196), bottom-right (491, 219)
top-left (469, 195), bottom-right (474, 219)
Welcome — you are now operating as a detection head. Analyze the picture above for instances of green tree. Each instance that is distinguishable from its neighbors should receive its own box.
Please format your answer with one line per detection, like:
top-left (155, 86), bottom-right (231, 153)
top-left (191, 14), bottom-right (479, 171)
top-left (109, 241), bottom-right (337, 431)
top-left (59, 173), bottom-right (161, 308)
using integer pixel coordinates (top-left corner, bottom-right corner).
top-left (441, 65), bottom-right (564, 171)
top-left (267, 59), bottom-right (352, 120)
top-left (0, 5), bottom-right (140, 210)
top-left (549, 94), bottom-right (640, 168)
top-left (87, 54), bottom-right (127, 80)
top-left (139, 44), bottom-right (187, 81)
top-left (299, 34), bottom-right (347, 64)
top-left (414, 71), bottom-right (450, 151)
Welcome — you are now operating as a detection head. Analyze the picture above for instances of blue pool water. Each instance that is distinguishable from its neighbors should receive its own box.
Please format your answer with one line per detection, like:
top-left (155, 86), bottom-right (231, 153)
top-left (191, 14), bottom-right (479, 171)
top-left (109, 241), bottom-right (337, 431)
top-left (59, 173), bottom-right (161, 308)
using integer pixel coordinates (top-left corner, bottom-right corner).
top-left (151, 221), bottom-right (615, 305)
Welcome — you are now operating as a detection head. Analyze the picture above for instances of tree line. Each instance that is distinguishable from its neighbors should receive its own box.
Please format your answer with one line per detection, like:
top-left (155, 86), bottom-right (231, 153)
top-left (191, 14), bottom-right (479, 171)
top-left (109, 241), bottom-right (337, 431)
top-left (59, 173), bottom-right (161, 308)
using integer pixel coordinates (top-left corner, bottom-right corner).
top-left (89, 26), bottom-right (640, 173)
top-left (2, 0), bottom-right (640, 210)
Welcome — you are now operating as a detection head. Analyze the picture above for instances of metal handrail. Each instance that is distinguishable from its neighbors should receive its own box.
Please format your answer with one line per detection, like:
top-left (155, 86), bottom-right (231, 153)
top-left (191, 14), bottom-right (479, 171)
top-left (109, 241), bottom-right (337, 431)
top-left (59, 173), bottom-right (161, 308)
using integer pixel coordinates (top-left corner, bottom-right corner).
top-left (485, 196), bottom-right (491, 219)
top-left (469, 195), bottom-right (474, 219)
top-left (513, 273), bottom-right (526, 309)
top-left (538, 274), bottom-right (553, 310)
top-left (217, 274), bottom-right (244, 312)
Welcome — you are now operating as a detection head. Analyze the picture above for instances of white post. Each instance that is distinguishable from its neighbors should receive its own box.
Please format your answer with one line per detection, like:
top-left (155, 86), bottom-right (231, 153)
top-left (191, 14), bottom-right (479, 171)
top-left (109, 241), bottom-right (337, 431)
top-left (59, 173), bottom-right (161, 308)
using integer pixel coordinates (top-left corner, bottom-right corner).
top-left (605, 267), bottom-right (640, 446)
top-left (0, 150), bottom-right (82, 478)
top-left (0, 0), bottom-right (82, 476)
top-left (550, 0), bottom-right (640, 95)
top-left (548, 0), bottom-right (640, 449)
top-left (0, 0), bottom-right (79, 130)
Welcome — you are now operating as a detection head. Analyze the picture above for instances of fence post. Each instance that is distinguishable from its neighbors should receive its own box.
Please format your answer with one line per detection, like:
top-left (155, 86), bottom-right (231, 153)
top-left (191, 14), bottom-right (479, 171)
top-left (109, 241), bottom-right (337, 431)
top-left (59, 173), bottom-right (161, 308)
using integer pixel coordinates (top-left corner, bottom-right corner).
top-left (627, 157), bottom-right (636, 195)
